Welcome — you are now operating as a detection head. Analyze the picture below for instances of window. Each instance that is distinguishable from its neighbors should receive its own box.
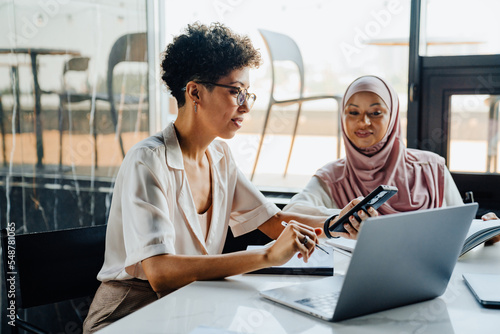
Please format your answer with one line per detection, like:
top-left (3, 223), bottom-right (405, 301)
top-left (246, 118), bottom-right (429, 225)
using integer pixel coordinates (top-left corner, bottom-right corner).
top-left (449, 94), bottom-right (500, 173)
top-left (420, 0), bottom-right (500, 56)
top-left (412, 0), bottom-right (500, 213)
top-left (0, 0), bottom-right (149, 177)
top-left (164, 0), bottom-right (411, 190)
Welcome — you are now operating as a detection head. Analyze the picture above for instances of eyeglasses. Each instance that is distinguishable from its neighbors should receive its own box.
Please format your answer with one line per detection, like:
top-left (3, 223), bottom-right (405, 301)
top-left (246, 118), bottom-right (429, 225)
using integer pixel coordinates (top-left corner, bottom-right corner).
top-left (196, 81), bottom-right (256, 109)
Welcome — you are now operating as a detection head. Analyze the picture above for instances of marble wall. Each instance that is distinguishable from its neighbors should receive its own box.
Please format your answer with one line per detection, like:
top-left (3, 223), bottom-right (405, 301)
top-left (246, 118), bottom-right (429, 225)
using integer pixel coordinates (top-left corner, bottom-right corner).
top-left (0, 174), bottom-right (113, 333)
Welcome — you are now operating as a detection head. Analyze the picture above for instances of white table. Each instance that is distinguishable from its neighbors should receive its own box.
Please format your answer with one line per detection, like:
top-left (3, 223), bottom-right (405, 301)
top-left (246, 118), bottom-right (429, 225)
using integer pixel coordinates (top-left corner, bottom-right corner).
top-left (98, 243), bottom-right (500, 333)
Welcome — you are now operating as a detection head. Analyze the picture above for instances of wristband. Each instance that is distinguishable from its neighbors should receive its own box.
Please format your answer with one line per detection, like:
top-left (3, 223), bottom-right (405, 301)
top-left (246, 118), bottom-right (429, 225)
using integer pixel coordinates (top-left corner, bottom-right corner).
top-left (323, 214), bottom-right (340, 239)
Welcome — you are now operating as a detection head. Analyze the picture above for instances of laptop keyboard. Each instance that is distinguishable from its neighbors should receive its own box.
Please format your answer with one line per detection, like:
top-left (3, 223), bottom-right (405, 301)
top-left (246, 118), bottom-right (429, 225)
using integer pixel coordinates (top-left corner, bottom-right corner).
top-left (295, 292), bottom-right (340, 314)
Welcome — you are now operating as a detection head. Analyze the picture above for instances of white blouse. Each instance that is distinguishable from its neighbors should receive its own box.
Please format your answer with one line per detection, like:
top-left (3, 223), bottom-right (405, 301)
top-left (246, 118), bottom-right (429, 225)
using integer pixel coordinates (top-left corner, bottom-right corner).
top-left (97, 123), bottom-right (279, 282)
top-left (284, 167), bottom-right (464, 216)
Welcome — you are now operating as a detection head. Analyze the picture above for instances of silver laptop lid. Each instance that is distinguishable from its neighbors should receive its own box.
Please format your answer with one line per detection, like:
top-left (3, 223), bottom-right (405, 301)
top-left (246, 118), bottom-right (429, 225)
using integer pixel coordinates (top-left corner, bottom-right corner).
top-left (332, 203), bottom-right (478, 321)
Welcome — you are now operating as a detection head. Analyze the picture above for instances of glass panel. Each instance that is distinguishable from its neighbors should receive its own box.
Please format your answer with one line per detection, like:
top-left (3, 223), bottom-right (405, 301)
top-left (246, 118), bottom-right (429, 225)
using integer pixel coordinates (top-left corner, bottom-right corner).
top-left (165, 0), bottom-right (411, 189)
top-left (421, 0), bottom-right (500, 56)
top-left (449, 94), bottom-right (500, 173)
top-left (0, 0), bottom-right (149, 177)
top-left (1, 1), bottom-right (150, 332)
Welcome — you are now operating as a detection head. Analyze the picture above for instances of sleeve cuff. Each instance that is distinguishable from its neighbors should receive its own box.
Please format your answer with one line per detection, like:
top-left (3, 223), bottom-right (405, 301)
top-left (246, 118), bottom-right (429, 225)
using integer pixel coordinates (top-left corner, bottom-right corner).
top-left (230, 202), bottom-right (280, 237)
top-left (124, 243), bottom-right (173, 279)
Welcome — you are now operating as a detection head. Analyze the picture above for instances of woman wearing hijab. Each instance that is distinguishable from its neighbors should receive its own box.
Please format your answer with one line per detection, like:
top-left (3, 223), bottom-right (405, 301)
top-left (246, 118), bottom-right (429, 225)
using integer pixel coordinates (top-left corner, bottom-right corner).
top-left (284, 75), bottom-right (464, 239)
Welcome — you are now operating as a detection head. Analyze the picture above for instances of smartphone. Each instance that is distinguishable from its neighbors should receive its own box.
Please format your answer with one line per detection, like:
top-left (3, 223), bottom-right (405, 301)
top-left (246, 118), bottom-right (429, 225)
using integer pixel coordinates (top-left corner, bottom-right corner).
top-left (324, 185), bottom-right (398, 237)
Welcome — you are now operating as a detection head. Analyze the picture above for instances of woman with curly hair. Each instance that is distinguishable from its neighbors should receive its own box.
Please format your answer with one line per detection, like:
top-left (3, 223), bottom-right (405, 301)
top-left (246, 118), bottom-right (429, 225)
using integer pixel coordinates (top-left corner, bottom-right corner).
top-left (84, 23), bottom-right (373, 333)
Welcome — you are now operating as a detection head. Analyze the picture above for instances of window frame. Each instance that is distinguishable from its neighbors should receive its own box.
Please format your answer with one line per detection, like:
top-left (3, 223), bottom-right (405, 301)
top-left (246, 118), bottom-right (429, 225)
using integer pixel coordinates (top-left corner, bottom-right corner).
top-left (408, 0), bottom-right (500, 215)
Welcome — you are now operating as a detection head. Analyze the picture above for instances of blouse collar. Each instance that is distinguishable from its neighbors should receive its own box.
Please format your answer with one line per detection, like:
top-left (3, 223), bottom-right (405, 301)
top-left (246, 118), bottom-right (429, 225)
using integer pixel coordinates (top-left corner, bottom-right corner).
top-left (162, 122), bottom-right (224, 170)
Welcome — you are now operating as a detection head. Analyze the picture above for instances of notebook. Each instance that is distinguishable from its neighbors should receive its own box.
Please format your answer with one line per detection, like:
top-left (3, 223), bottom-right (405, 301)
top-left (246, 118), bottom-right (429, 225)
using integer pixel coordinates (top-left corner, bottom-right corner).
top-left (260, 203), bottom-right (478, 322)
top-left (246, 243), bottom-right (334, 275)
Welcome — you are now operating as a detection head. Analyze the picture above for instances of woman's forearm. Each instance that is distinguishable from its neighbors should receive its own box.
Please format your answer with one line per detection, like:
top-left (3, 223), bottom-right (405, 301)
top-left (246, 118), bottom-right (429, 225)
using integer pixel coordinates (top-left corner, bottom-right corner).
top-left (142, 249), bottom-right (269, 294)
top-left (143, 220), bottom-right (320, 295)
top-left (258, 211), bottom-right (327, 239)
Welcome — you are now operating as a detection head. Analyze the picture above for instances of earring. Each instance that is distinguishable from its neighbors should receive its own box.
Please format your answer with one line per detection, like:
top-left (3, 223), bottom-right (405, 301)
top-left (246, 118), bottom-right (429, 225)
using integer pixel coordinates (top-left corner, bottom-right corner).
top-left (193, 100), bottom-right (197, 113)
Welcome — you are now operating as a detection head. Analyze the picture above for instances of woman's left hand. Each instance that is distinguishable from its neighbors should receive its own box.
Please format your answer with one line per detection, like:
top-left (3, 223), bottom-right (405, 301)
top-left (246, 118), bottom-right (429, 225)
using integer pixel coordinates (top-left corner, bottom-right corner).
top-left (343, 206), bottom-right (378, 239)
top-left (481, 212), bottom-right (500, 245)
top-left (331, 198), bottom-right (379, 240)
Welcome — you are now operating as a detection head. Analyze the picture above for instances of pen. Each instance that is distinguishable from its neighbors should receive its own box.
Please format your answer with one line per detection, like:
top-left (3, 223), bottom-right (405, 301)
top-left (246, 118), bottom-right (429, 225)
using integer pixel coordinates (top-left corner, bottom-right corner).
top-left (281, 221), bottom-right (330, 255)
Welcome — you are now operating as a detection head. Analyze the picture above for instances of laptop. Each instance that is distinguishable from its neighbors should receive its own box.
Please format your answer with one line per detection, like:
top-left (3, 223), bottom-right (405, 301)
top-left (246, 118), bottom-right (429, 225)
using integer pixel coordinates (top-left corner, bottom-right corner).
top-left (463, 273), bottom-right (500, 307)
top-left (260, 203), bottom-right (478, 322)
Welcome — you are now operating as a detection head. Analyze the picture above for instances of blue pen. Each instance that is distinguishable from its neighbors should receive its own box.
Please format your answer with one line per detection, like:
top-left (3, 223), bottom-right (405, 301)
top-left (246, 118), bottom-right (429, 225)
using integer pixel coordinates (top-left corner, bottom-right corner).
top-left (281, 221), bottom-right (330, 255)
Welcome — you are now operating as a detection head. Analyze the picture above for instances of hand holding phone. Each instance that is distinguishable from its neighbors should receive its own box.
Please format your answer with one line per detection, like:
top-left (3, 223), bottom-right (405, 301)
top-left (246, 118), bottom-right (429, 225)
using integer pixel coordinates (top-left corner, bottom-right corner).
top-left (323, 185), bottom-right (398, 238)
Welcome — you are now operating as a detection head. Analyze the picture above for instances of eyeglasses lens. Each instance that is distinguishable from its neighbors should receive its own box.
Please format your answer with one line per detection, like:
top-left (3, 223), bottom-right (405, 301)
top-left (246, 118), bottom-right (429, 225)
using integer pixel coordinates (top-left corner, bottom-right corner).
top-left (247, 94), bottom-right (256, 108)
top-left (237, 91), bottom-right (246, 106)
top-left (237, 90), bottom-right (256, 108)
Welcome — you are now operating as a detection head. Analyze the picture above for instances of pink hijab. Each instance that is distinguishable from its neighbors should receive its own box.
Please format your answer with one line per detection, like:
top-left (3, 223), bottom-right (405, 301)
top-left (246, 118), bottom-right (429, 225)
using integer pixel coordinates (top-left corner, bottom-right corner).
top-left (315, 76), bottom-right (445, 214)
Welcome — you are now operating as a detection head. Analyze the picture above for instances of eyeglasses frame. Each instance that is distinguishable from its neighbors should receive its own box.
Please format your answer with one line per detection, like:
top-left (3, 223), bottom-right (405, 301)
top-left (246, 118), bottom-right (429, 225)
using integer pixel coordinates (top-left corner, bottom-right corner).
top-left (195, 81), bottom-right (256, 107)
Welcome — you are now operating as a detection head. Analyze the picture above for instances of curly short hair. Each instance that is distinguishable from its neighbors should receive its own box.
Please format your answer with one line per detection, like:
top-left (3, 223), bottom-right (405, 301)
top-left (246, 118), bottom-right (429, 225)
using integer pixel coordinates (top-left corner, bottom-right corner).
top-left (161, 22), bottom-right (262, 107)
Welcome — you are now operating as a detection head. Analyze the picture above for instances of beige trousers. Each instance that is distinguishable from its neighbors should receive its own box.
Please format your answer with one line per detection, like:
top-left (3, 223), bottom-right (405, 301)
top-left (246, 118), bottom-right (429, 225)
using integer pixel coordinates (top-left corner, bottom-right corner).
top-left (83, 279), bottom-right (160, 333)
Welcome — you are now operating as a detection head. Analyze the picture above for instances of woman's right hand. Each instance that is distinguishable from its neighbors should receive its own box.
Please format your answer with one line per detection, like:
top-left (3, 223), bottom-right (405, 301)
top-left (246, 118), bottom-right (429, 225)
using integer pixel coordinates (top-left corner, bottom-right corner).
top-left (266, 221), bottom-right (321, 266)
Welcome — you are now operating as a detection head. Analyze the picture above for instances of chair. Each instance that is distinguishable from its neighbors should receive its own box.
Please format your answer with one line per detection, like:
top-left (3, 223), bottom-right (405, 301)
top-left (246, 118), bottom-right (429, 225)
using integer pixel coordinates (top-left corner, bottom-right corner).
top-left (0, 64), bottom-right (23, 168)
top-left (0, 93), bottom-right (6, 166)
top-left (57, 32), bottom-right (147, 168)
top-left (486, 96), bottom-right (500, 172)
top-left (56, 56), bottom-right (107, 169)
top-left (1, 224), bottom-right (106, 333)
top-left (251, 29), bottom-right (343, 180)
top-left (106, 32), bottom-right (148, 159)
